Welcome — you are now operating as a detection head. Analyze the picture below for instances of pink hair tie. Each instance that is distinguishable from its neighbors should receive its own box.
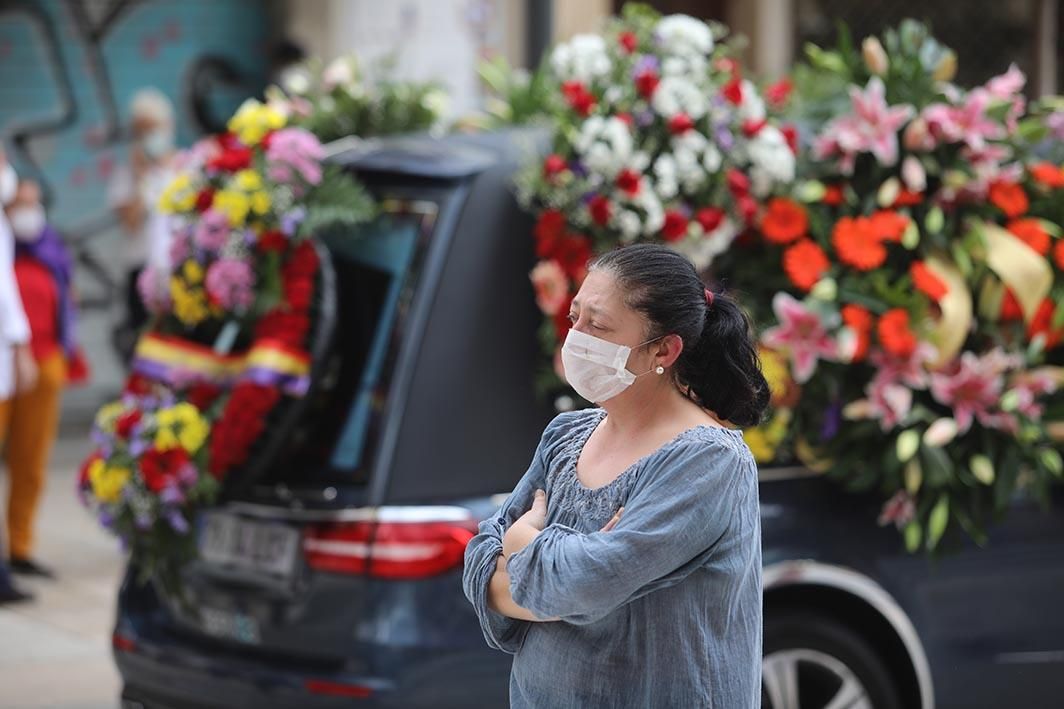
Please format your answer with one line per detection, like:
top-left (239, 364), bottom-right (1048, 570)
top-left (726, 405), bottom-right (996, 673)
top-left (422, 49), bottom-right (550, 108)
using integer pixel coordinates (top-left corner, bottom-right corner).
top-left (705, 288), bottom-right (715, 307)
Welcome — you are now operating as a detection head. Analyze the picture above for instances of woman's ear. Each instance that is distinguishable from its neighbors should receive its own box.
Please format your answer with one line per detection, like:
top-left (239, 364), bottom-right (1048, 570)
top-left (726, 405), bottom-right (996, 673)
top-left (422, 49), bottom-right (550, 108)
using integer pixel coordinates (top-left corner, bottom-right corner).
top-left (656, 334), bottom-right (684, 369)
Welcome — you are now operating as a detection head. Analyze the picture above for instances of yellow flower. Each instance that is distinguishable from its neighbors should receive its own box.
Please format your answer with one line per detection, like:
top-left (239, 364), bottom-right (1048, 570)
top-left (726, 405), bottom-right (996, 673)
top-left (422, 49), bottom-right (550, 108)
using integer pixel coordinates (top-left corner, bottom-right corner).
top-left (250, 190), bottom-right (272, 216)
top-left (213, 189), bottom-right (250, 227)
top-left (744, 409), bottom-right (792, 464)
top-left (155, 402), bottom-right (209, 453)
top-left (182, 260), bottom-right (204, 284)
top-left (227, 99), bottom-right (286, 146)
top-left (89, 461), bottom-right (130, 504)
top-left (170, 278), bottom-right (209, 326)
top-left (158, 173), bottom-right (197, 214)
top-left (94, 401), bottom-right (126, 433)
top-left (234, 169), bottom-right (263, 192)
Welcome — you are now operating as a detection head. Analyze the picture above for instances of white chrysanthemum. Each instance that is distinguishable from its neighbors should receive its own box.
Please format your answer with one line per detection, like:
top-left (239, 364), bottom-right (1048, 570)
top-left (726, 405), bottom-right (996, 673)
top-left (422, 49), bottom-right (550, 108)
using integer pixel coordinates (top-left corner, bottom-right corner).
top-left (702, 143), bottom-right (723, 173)
top-left (669, 217), bottom-right (739, 271)
top-left (652, 154), bottom-right (679, 200)
top-left (551, 34), bottom-right (611, 84)
top-left (748, 125), bottom-right (796, 196)
top-left (738, 79), bottom-right (766, 122)
top-left (655, 15), bottom-right (714, 58)
top-left (574, 116), bottom-right (634, 178)
top-left (651, 76), bottom-right (709, 119)
top-left (618, 210), bottom-right (642, 242)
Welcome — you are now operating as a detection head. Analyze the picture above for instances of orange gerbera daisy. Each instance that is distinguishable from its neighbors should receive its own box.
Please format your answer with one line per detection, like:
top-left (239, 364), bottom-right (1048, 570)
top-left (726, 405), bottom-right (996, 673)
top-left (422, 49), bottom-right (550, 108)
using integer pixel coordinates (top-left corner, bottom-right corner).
top-left (761, 197), bottom-right (808, 244)
top-left (783, 239), bottom-right (830, 292)
top-left (832, 216), bottom-right (887, 271)
top-left (869, 210), bottom-right (909, 242)
top-left (1054, 240), bottom-right (1064, 271)
top-left (988, 180), bottom-right (1029, 218)
top-left (1030, 162), bottom-right (1064, 189)
top-left (892, 188), bottom-right (923, 207)
top-left (910, 261), bottom-right (949, 301)
top-left (1006, 218), bottom-right (1051, 256)
top-left (841, 304), bottom-right (873, 362)
top-left (877, 308), bottom-right (918, 358)
top-left (823, 184), bottom-right (845, 206)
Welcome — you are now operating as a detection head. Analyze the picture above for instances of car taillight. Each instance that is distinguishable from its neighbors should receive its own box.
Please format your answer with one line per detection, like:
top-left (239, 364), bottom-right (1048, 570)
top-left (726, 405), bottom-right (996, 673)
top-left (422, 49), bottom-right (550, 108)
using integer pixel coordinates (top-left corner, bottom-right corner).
top-left (304, 515), bottom-right (478, 579)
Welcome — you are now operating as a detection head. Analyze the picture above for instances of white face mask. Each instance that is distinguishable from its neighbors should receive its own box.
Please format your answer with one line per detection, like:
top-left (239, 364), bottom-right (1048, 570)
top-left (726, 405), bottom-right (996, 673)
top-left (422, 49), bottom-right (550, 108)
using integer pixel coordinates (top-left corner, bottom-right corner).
top-left (141, 129), bottom-right (173, 159)
top-left (9, 205), bottom-right (45, 243)
top-left (0, 163), bottom-right (17, 206)
top-left (561, 328), bottom-right (663, 403)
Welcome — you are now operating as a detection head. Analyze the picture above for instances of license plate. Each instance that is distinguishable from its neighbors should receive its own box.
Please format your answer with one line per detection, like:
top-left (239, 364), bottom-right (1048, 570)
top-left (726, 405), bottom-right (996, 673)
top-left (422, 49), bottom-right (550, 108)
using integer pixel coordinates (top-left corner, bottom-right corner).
top-left (198, 512), bottom-right (300, 579)
top-left (199, 606), bottom-right (261, 645)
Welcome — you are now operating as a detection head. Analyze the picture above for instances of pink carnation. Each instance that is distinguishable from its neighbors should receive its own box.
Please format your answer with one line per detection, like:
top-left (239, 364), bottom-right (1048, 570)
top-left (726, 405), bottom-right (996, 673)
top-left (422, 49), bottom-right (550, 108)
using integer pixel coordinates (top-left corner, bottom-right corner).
top-left (137, 265), bottom-right (171, 314)
top-left (265, 128), bottom-right (324, 187)
top-left (193, 209), bottom-right (230, 253)
top-left (205, 258), bottom-right (255, 311)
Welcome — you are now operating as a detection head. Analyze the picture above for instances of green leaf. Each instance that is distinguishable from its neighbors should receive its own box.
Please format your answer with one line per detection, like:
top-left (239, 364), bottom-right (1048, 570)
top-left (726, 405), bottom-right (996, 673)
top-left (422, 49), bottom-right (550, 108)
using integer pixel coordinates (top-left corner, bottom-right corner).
top-left (896, 429), bottom-right (920, 463)
top-left (926, 495), bottom-right (950, 550)
top-left (1040, 448), bottom-right (1064, 477)
top-left (901, 221), bottom-right (920, 249)
top-left (904, 459), bottom-right (923, 494)
top-left (924, 206), bottom-right (944, 234)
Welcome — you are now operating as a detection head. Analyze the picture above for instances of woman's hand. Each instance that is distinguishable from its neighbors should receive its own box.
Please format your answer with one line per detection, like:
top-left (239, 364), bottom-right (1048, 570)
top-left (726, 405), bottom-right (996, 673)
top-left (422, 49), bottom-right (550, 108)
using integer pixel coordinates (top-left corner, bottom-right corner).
top-left (503, 489), bottom-right (548, 558)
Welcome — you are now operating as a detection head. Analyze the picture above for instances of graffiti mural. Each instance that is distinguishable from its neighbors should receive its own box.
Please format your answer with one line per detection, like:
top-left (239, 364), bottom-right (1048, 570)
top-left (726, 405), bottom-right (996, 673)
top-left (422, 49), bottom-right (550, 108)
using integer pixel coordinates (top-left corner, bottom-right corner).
top-left (0, 0), bottom-right (271, 261)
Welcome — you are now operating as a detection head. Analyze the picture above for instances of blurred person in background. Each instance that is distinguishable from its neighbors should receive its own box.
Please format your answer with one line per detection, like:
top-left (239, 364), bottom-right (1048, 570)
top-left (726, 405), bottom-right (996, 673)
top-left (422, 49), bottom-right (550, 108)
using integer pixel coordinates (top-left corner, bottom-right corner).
top-left (0, 179), bottom-right (89, 580)
top-left (0, 152), bottom-right (35, 602)
top-left (109, 88), bottom-right (177, 360)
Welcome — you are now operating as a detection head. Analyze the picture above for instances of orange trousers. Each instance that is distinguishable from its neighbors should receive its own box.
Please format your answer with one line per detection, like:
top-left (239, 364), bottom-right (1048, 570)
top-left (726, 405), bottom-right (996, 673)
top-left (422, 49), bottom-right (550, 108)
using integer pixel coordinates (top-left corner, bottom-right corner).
top-left (0, 352), bottom-right (66, 560)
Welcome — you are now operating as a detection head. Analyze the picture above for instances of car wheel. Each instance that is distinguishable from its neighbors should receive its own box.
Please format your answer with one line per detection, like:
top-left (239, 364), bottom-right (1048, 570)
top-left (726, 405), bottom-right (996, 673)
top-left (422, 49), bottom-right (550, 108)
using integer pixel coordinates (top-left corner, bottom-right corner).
top-left (762, 612), bottom-right (903, 709)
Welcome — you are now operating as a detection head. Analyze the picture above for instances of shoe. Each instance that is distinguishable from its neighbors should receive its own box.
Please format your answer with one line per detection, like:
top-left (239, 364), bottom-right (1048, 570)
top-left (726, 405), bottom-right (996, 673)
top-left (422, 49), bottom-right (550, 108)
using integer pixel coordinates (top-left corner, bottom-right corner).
top-left (9, 558), bottom-right (56, 580)
top-left (0, 583), bottom-right (34, 604)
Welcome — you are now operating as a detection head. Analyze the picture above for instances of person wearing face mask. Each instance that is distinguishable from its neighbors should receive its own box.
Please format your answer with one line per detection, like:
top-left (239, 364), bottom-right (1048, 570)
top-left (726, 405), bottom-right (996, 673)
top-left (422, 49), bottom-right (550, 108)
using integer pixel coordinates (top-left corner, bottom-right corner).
top-left (0, 153), bottom-right (35, 603)
top-left (108, 88), bottom-right (177, 357)
top-left (0, 180), bottom-right (89, 580)
top-left (463, 243), bottom-right (767, 708)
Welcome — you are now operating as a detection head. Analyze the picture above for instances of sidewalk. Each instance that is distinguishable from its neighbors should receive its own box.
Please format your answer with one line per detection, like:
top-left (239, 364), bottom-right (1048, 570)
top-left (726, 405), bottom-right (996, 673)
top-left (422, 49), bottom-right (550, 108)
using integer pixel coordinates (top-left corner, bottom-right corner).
top-left (0, 430), bottom-right (125, 709)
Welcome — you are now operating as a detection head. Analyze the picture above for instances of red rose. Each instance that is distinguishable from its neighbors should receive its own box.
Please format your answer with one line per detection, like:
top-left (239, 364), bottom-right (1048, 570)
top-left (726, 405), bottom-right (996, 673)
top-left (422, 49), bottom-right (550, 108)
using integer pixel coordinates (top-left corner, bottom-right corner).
top-left (588, 195), bottom-right (611, 226)
top-left (124, 373), bottom-right (151, 395)
top-left (615, 112), bottom-right (634, 127)
top-left (742, 119), bottom-right (766, 137)
top-left (561, 81), bottom-right (596, 117)
top-left (823, 184), bottom-right (845, 206)
top-left (209, 383), bottom-right (281, 479)
top-left (78, 453), bottom-right (101, 490)
top-left (554, 234), bottom-right (592, 281)
top-left (115, 410), bottom-right (143, 440)
top-left (738, 196), bottom-right (758, 225)
top-left (618, 31), bottom-right (638, 53)
top-left (668, 114), bottom-right (695, 135)
top-left (722, 77), bottom-right (743, 105)
top-left (635, 70), bottom-right (660, 99)
top-left (195, 188), bottom-right (215, 213)
top-left (661, 210), bottom-right (689, 242)
top-left (140, 447), bottom-right (190, 493)
top-left (284, 242), bottom-right (320, 279)
top-left (727, 169), bottom-right (750, 196)
top-left (781, 124), bottom-right (799, 153)
top-left (187, 383), bottom-right (223, 410)
top-left (695, 207), bottom-right (725, 233)
top-left (260, 130), bottom-right (276, 151)
top-left (543, 154), bottom-right (567, 178)
top-left (286, 280), bottom-right (314, 311)
top-left (257, 230), bottom-right (288, 253)
top-left (534, 210), bottom-right (567, 258)
top-left (765, 78), bottom-right (793, 108)
top-left (616, 169), bottom-right (641, 196)
top-left (207, 146), bottom-right (253, 173)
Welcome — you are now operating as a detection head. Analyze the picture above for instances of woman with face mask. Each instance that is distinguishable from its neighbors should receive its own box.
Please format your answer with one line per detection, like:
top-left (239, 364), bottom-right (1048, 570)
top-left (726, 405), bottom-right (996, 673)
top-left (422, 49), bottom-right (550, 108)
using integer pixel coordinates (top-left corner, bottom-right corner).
top-left (0, 155), bottom-right (35, 603)
top-left (463, 243), bottom-right (768, 708)
top-left (0, 180), bottom-right (89, 581)
top-left (108, 88), bottom-right (176, 358)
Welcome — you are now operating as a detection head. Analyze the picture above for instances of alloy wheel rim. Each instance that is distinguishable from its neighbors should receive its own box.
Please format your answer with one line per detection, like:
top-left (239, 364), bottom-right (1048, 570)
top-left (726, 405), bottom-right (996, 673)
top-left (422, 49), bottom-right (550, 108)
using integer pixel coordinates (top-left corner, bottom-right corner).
top-left (762, 648), bottom-right (873, 709)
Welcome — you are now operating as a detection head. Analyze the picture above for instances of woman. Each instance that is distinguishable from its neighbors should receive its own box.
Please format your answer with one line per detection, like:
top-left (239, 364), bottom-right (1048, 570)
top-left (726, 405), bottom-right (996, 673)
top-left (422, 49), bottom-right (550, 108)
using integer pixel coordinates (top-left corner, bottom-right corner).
top-left (463, 243), bottom-right (767, 708)
top-left (0, 179), bottom-right (88, 579)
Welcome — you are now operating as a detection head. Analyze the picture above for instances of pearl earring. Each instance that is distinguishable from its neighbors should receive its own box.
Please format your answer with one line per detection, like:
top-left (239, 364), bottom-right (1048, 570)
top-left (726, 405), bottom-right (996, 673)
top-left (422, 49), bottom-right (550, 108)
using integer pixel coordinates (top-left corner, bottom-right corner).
top-left (655, 365), bottom-right (665, 375)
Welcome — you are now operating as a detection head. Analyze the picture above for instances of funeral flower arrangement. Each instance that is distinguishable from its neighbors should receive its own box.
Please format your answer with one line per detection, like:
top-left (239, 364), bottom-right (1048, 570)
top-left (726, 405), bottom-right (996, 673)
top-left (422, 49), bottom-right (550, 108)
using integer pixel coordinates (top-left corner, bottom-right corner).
top-left (725, 21), bottom-right (1064, 550)
top-left (80, 99), bottom-right (373, 581)
top-left (513, 5), bottom-right (797, 397)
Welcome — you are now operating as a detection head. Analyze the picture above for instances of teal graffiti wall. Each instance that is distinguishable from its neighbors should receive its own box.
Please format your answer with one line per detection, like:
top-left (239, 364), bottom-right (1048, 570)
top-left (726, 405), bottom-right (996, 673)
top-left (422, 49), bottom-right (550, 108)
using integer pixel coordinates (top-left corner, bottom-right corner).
top-left (0, 0), bottom-right (272, 231)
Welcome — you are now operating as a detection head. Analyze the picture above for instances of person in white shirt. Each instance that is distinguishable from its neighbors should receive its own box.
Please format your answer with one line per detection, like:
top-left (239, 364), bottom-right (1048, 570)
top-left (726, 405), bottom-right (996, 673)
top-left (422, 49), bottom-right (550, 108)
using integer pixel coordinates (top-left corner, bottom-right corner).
top-left (108, 88), bottom-right (176, 359)
top-left (0, 151), bottom-right (35, 604)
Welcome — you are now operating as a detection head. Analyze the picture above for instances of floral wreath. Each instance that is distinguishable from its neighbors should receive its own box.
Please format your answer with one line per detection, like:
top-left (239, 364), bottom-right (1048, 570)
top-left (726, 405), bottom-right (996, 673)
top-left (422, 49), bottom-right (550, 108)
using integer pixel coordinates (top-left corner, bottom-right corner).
top-left (79, 98), bottom-right (371, 582)
top-left (514, 5), bottom-right (796, 403)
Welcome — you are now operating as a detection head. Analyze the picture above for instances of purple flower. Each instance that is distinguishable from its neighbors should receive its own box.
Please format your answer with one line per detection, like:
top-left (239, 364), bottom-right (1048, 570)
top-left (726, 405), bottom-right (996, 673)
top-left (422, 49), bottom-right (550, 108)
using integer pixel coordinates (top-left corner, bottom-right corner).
top-left (177, 462), bottom-right (198, 487)
top-left (160, 486), bottom-right (186, 505)
top-left (205, 258), bottom-right (256, 311)
top-left (128, 438), bottom-right (149, 458)
top-left (281, 207), bottom-right (306, 236)
top-left (569, 160), bottom-right (588, 178)
top-left (635, 110), bottom-right (655, 127)
top-left (632, 54), bottom-right (660, 77)
top-left (820, 401), bottom-right (842, 441)
top-left (97, 509), bottom-right (115, 529)
top-left (166, 509), bottom-right (190, 534)
top-left (714, 125), bottom-right (734, 152)
top-left (193, 209), bottom-right (231, 252)
top-left (134, 514), bottom-right (154, 531)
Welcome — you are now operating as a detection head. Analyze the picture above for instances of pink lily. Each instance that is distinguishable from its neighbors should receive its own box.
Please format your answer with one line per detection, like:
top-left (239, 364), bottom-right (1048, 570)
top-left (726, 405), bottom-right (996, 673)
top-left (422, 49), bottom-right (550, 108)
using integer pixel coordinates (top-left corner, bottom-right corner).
top-left (761, 293), bottom-right (840, 383)
top-left (929, 350), bottom-right (1018, 433)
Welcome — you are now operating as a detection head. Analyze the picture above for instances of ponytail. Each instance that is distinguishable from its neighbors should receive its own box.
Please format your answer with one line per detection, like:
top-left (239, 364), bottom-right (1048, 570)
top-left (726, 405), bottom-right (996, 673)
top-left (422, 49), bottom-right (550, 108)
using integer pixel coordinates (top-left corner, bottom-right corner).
top-left (589, 244), bottom-right (769, 427)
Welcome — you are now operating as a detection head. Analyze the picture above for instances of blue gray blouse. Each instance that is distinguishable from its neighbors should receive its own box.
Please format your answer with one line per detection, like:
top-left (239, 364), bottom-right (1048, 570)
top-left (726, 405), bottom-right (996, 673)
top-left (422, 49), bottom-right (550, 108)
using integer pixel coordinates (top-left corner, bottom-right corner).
top-left (462, 408), bottom-right (763, 708)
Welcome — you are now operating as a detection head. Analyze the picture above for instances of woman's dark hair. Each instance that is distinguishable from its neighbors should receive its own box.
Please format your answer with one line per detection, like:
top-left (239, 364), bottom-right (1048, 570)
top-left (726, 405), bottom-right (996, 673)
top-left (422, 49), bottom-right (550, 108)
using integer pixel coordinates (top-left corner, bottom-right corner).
top-left (589, 243), bottom-right (769, 427)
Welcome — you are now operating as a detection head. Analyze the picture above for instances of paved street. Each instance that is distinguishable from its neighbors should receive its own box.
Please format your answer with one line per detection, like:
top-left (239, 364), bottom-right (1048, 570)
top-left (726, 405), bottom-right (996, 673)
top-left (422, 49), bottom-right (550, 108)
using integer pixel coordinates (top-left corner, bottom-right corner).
top-left (0, 431), bottom-right (125, 709)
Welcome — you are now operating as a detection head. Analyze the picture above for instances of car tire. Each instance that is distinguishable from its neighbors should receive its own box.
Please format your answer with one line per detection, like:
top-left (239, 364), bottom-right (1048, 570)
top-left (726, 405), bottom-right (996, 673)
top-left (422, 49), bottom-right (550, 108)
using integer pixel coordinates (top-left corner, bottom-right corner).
top-left (763, 611), bottom-right (903, 709)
